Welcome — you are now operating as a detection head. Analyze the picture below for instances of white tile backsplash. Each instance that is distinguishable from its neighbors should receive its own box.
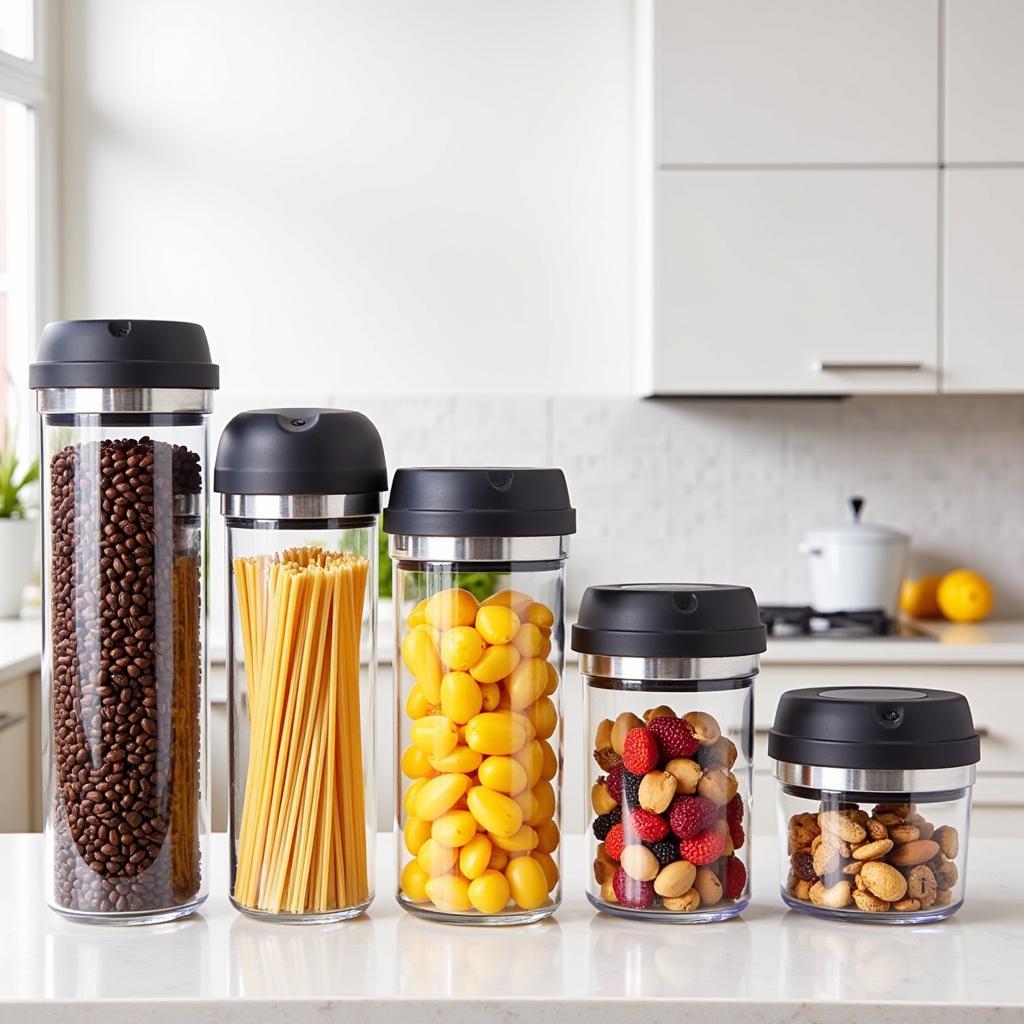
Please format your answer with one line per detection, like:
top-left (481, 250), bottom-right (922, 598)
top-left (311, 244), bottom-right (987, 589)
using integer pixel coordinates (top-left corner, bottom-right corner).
top-left (209, 393), bottom-right (1024, 618)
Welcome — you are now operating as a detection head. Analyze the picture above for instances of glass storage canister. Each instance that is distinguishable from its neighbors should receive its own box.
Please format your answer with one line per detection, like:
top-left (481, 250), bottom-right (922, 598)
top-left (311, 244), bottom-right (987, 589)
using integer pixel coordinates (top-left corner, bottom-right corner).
top-left (572, 584), bottom-right (766, 923)
top-left (384, 467), bottom-right (575, 924)
top-left (30, 319), bottom-right (218, 923)
top-left (769, 686), bottom-right (980, 924)
top-left (215, 408), bottom-right (387, 922)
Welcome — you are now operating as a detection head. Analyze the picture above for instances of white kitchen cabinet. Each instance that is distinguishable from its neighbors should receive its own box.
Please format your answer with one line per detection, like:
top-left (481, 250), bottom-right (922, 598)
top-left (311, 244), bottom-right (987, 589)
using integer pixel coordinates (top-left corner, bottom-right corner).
top-left (945, 0), bottom-right (1024, 162)
top-left (653, 0), bottom-right (939, 165)
top-left (648, 170), bottom-right (939, 395)
top-left (943, 169), bottom-right (1024, 392)
top-left (0, 674), bottom-right (36, 832)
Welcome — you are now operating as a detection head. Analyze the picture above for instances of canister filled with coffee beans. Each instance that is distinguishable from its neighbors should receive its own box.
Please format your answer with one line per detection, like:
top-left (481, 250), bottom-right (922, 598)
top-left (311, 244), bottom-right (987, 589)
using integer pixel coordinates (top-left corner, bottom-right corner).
top-left (31, 319), bottom-right (218, 924)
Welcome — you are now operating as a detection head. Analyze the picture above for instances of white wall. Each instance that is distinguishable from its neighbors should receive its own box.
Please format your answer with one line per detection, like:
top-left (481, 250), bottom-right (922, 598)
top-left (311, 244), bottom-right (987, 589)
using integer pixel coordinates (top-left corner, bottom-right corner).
top-left (57, 0), bottom-right (633, 394)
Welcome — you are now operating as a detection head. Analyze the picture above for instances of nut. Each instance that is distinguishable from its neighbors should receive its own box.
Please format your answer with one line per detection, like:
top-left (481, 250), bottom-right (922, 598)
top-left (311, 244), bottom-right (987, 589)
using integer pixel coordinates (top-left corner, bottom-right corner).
top-left (931, 854), bottom-right (958, 891)
top-left (864, 818), bottom-right (889, 841)
top-left (933, 889), bottom-right (952, 907)
top-left (893, 897), bottom-right (922, 912)
top-left (852, 838), bottom-right (894, 861)
top-left (594, 718), bottom-right (614, 750)
top-left (611, 712), bottom-right (644, 754)
top-left (888, 839), bottom-right (940, 867)
top-left (809, 880), bottom-right (852, 909)
top-left (852, 889), bottom-right (891, 913)
top-left (907, 864), bottom-right (937, 905)
top-left (713, 818), bottom-right (734, 856)
top-left (638, 770), bottom-right (677, 814)
top-left (788, 812), bottom-right (821, 852)
top-left (702, 735), bottom-right (738, 769)
top-left (861, 860), bottom-right (908, 902)
top-left (697, 767), bottom-right (736, 806)
top-left (620, 844), bottom-right (660, 882)
top-left (643, 705), bottom-right (675, 723)
top-left (694, 865), bottom-right (723, 906)
top-left (933, 825), bottom-right (959, 860)
top-left (663, 888), bottom-right (701, 912)
top-left (654, 858), bottom-right (697, 898)
top-left (591, 781), bottom-right (618, 816)
top-left (682, 710), bottom-right (721, 747)
top-left (792, 879), bottom-right (812, 901)
top-left (594, 842), bottom-right (616, 884)
top-left (874, 803), bottom-right (913, 819)
top-left (855, 872), bottom-right (868, 892)
top-left (819, 810), bottom-right (867, 845)
top-left (600, 877), bottom-right (618, 904)
top-left (664, 757), bottom-right (702, 795)
top-left (594, 747), bottom-right (621, 772)
top-left (812, 841), bottom-right (841, 881)
top-left (888, 824), bottom-right (921, 844)
top-left (915, 821), bottom-right (935, 840)
top-left (842, 861), bottom-right (863, 876)
top-left (874, 812), bottom-right (904, 827)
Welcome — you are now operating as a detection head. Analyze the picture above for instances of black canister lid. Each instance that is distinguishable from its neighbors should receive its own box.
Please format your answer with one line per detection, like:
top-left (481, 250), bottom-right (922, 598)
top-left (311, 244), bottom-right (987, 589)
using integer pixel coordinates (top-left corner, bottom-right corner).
top-left (29, 319), bottom-right (219, 390)
top-left (214, 409), bottom-right (387, 500)
top-left (571, 584), bottom-right (767, 659)
top-left (768, 687), bottom-right (981, 770)
top-left (383, 467), bottom-right (576, 538)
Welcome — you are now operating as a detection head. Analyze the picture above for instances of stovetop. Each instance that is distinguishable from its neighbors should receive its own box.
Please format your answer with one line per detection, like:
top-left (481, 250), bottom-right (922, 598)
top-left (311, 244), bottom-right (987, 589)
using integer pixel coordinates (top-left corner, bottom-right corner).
top-left (758, 605), bottom-right (934, 640)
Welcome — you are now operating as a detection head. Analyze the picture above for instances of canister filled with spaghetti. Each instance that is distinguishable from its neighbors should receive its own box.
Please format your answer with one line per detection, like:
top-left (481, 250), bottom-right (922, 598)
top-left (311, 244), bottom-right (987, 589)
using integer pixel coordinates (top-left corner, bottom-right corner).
top-left (215, 408), bottom-right (386, 921)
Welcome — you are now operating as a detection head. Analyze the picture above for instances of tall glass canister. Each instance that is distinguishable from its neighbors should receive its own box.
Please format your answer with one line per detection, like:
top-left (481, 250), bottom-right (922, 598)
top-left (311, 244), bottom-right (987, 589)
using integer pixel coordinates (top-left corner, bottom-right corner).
top-left (215, 409), bottom-right (386, 922)
top-left (572, 585), bottom-right (766, 923)
top-left (30, 319), bottom-right (218, 924)
top-left (385, 468), bottom-right (575, 924)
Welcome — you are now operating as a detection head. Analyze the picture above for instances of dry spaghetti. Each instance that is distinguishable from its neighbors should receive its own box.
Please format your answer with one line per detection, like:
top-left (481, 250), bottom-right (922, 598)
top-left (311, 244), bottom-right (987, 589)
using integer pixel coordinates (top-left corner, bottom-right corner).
top-left (232, 546), bottom-right (369, 915)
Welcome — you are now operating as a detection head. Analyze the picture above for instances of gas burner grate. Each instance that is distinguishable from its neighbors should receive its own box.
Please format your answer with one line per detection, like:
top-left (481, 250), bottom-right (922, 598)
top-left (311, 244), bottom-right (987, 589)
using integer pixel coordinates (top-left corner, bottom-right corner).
top-left (758, 605), bottom-right (893, 638)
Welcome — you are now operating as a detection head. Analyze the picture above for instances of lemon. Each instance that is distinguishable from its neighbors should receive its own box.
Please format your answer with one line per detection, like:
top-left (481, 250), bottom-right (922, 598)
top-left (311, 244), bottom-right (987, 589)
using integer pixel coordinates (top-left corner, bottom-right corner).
top-left (937, 570), bottom-right (994, 623)
top-left (899, 575), bottom-right (943, 618)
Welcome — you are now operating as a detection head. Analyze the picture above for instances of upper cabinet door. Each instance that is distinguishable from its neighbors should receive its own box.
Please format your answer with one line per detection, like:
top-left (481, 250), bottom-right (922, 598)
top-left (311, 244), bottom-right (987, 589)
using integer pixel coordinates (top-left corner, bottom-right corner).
top-left (945, 0), bottom-right (1024, 162)
top-left (655, 0), bottom-right (939, 165)
top-left (650, 170), bottom-right (939, 395)
top-left (944, 170), bottom-right (1024, 392)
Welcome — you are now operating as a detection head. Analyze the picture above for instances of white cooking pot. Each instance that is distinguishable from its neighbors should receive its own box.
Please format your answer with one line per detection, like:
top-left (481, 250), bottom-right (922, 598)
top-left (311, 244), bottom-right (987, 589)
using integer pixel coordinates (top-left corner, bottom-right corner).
top-left (798, 497), bottom-right (909, 616)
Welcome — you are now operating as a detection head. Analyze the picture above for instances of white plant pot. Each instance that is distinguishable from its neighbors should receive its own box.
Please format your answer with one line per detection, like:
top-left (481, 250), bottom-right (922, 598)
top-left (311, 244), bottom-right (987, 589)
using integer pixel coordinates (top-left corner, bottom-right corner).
top-left (0, 517), bottom-right (37, 618)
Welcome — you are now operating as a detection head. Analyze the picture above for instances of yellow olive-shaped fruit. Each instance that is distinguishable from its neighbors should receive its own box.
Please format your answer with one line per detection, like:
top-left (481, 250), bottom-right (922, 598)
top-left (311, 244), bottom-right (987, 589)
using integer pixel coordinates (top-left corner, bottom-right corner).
top-left (535, 819), bottom-right (559, 854)
top-left (424, 588), bottom-right (479, 630)
top-left (478, 754), bottom-right (530, 795)
top-left (505, 855), bottom-right (549, 910)
top-left (523, 602), bottom-right (554, 630)
top-left (469, 644), bottom-right (521, 684)
top-left (468, 869), bottom-right (511, 915)
top-left (425, 873), bottom-right (472, 911)
top-left (464, 711), bottom-right (528, 755)
top-left (403, 815), bottom-right (432, 856)
top-left (413, 772), bottom-right (472, 821)
top-left (431, 809), bottom-right (479, 848)
top-left (441, 626), bottom-right (486, 672)
top-left (490, 824), bottom-right (539, 853)
top-left (403, 778), bottom-right (428, 816)
top-left (406, 598), bottom-right (429, 629)
top-left (429, 745), bottom-right (482, 774)
top-left (512, 622), bottom-right (547, 658)
top-left (480, 681), bottom-right (501, 711)
top-left (459, 833), bottom-right (492, 880)
top-left (401, 626), bottom-right (444, 704)
top-left (405, 683), bottom-right (432, 720)
top-left (440, 671), bottom-right (483, 724)
top-left (411, 715), bottom-right (459, 759)
top-left (481, 589), bottom-right (533, 615)
top-left (532, 850), bottom-right (559, 892)
top-left (539, 739), bottom-right (558, 781)
top-left (401, 859), bottom-right (430, 901)
top-left (475, 605), bottom-right (521, 646)
top-left (401, 744), bottom-right (436, 780)
top-left (467, 785), bottom-right (524, 838)
top-left (524, 697), bottom-right (558, 740)
top-left (506, 658), bottom-right (550, 710)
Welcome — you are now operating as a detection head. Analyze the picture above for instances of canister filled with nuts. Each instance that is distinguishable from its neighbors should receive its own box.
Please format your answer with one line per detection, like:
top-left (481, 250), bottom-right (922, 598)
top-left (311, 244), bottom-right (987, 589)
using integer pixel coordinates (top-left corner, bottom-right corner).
top-left (385, 468), bottom-right (575, 924)
top-left (572, 584), bottom-right (766, 922)
top-left (769, 686), bottom-right (980, 924)
top-left (31, 320), bottom-right (218, 924)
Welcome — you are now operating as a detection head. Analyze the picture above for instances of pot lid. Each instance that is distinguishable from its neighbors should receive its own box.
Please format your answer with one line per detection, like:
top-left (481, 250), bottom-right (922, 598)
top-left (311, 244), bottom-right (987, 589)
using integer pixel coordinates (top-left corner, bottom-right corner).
top-left (768, 686), bottom-right (980, 771)
top-left (804, 495), bottom-right (909, 545)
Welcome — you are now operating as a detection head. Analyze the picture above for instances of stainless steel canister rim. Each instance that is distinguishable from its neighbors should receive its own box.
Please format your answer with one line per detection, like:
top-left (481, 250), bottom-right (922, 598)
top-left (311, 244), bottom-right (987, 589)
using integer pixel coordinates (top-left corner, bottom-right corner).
top-left (388, 533), bottom-right (570, 563)
top-left (37, 387), bottom-right (214, 415)
top-left (579, 651), bottom-right (759, 685)
top-left (221, 493), bottom-right (381, 521)
top-left (773, 760), bottom-right (976, 795)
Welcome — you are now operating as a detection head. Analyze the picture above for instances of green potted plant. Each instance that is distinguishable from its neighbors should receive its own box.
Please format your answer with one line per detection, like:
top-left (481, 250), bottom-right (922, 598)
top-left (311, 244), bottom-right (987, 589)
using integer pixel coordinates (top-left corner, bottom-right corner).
top-left (0, 422), bottom-right (39, 617)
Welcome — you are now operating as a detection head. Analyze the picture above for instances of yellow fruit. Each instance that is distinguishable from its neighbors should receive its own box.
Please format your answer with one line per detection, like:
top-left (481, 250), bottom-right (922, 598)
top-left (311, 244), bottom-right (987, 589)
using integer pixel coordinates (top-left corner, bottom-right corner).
top-left (516, 740), bottom-right (545, 789)
top-left (532, 850), bottom-right (559, 892)
top-left (403, 815), bottom-right (432, 856)
top-left (539, 739), bottom-right (558, 781)
top-left (527, 779), bottom-right (556, 827)
top-left (401, 745), bottom-right (436, 780)
top-left (481, 589), bottom-right (533, 615)
top-left (475, 605), bottom-right (521, 646)
top-left (937, 570), bottom-right (994, 623)
top-left (441, 626), bottom-right (486, 671)
top-left (468, 869), bottom-right (511, 915)
top-left (431, 809), bottom-right (479, 848)
top-left (543, 661), bottom-right (558, 696)
top-left (411, 715), bottom-right (459, 759)
top-left (505, 855), bottom-right (548, 910)
top-left (487, 846), bottom-right (509, 871)
top-left (900, 575), bottom-right (943, 619)
top-left (506, 658), bottom-right (550, 710)
top-left (469, 643), bottom-right (521, 684)
top-left (459, 833), bottom-right (492, 880)
top-left (425, 873), bottom-right (472, 911)
top-left (402, 626), bottom-right (445, 704)
top-left (523, 696), bottom-right (558, 740)
top-left (403, 778), bottom-right (428, 816)
top-left (405, 684), bottom-right (433, 720)
top-left (413, 772), bottom-right (472, 821)
top-left (511, 622), bottom-right (546, 658)
top-left (440, 671), bottom-right (483, 724)
top-left (490, 824), bottom-right (539, 853)
top-left (464, 711), bottom-right (528, 755)
top-left (467, 785), bottom-right (524, 838)
top-left (523, 602), bottom-right (554, 630)
top-left (425, 588), bottom-right (479, 630)
top-left (401, 860), bottom-right (430, 901)
top-left (479, 681), bottom-right (501, 712)
top-left (535, 819), bottom-right (559, 854)
top-left (429, 745), bottom-right (482, 774)
top-left (478, 754), bottom-right (529, 795)
top-left (406, 599), bottom-right (429, 629)
top-left (417, 838), bottom-right (459, 877)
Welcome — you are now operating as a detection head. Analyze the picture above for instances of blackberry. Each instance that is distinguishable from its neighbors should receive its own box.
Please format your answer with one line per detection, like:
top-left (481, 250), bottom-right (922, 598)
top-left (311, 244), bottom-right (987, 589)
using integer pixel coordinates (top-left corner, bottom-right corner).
top-left (592, 805), bottom-right (622, 841)
top-left (648, 837), bottom-right (679, 869)
top-left (622, 770), bottom-right (644, 811)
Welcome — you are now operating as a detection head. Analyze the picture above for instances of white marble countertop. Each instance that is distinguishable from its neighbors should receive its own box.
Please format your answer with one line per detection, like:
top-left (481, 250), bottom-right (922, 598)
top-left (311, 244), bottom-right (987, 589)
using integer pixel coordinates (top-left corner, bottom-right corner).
top-left (0, 615), bottom-right (40, 685)
top-left (1, 833), bottom-right (1020, 1023)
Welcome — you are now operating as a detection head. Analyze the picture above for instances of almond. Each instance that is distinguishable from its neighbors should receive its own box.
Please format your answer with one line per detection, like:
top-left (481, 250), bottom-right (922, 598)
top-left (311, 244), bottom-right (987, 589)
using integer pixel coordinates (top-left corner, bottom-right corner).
top-left (619, 843), bottom-right (659, 882)
top-left (697, 767), bottom-right (735, 806)
top-left (638, 770), bottom-right (677, 814)
top-left (861, 860), bottom-right (908, 902)
top-left (653, 858), bottom-right (697, 898)
top-left (591, 781), bottom-right (618, 816)
top-left (888, 824), bottom-right (920, 844)
top-left (888, 839), bottom-right (940, 867)
top-left (611, 712), bottom-right (643, 754)
top-left (600, 877), bottom-right (618, 904)
top-left (664, 757), bottom-right (702, 795)
top-left (682, 710), bottom-right (721, 746)
top-left (893, 897), bottom-right (922, 912)
top-left (819, 810), bottom-right (867, 845)
top-left (703, 734), bottom-right (738, 769)
top-left (663, 888), bottom-right (701, 912)
top-left (594, 718), bottom-right (614, 750)
top-left (694, 865), bottom-right (723, 905)
top-left (933, 825), bottom-right (959, 860)
top-left (852, 838), bottom-right (893, 861)
top-left (932, 854), bottom-right (959, 891)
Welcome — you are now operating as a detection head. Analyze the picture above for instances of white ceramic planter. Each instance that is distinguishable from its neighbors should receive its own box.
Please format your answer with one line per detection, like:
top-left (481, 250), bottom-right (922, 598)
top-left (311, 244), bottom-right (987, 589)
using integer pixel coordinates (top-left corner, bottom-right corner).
top-left (0, 517), bottom-right (37, 617)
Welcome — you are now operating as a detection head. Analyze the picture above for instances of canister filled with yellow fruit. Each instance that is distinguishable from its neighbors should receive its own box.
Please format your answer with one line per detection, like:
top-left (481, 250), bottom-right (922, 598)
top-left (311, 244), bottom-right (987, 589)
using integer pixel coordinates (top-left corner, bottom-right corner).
top-left (385, 468), bottom-right (576, 924)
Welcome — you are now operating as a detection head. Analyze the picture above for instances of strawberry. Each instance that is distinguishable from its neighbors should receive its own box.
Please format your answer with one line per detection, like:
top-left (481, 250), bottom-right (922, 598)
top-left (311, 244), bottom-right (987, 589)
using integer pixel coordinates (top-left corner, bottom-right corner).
top-left (621, 726), bottom-right (660, 775)
top-left (604, 765), bottom-right (623, 804)
top-left (625, 808), bottom-right (670, 843)
top-left (612, 866), bottom-right (655, 910)
top-left (648, 716), bottom-right (699, 759)
top-left (668, 795), bottom-right (717, 840)
top-left (678, 826), bottom-right (727, 866)
top-left (722, 855), bottom-right (747, 900)
top-left (605, 822), bottom-right (626, 861)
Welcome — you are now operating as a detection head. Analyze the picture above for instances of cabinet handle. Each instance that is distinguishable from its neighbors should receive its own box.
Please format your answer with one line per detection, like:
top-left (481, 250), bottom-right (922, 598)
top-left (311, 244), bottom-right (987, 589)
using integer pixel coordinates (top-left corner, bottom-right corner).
top-left (0, 711), bottom-right (25, 735)
top-left (816, 360), bottom-right (924, 373)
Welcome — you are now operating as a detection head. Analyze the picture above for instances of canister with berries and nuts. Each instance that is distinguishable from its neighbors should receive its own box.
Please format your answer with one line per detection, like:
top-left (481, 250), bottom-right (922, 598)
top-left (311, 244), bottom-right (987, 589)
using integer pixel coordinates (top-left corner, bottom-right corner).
top-left (31, 320), bottom-right (218, 924)
top-left (769, 686), bottom-right (980, 924)
top-left (385, 468), bottom-right (575, 924)
top-left (572, 584), bottom-right (766, 922)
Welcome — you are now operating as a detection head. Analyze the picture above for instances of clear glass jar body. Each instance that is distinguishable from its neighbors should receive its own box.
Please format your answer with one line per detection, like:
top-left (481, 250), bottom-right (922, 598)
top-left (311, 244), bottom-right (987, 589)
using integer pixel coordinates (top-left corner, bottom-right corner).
top-left (583, 664), bottom-right (754, 922)
top-left (40, 409), bottom-right (210, 923)
top-left (393, 549), bottom-right (565, 924)
top-left (226, 515), bottom-right (377, 922)
top-left (777, 778), bottom-right (970, 923)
